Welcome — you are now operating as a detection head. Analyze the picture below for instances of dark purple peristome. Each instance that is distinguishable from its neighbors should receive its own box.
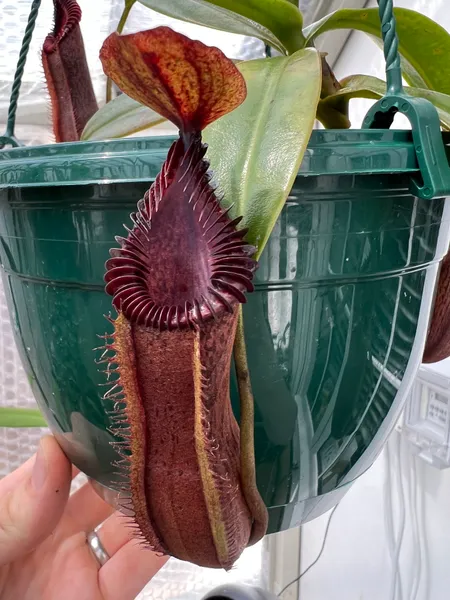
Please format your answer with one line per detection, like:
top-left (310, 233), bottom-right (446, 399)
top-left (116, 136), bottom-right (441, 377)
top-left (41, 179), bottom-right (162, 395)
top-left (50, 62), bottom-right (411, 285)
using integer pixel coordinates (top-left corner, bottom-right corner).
top-left (104, 134), bottom-right (257, 331)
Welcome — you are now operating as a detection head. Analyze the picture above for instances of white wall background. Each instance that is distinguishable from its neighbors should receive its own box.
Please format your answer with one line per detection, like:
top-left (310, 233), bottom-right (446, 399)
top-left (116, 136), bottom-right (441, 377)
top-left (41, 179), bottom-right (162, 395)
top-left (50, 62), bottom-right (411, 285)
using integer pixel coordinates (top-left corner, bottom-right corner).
top-left (297, 2), bottom-right (450, 599)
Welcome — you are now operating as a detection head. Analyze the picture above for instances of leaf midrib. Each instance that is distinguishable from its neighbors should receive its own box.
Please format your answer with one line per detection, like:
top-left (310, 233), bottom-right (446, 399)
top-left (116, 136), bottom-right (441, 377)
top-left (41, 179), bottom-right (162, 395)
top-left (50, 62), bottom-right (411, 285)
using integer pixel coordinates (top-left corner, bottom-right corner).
top-left (239, 59), bottom-right (288, 229)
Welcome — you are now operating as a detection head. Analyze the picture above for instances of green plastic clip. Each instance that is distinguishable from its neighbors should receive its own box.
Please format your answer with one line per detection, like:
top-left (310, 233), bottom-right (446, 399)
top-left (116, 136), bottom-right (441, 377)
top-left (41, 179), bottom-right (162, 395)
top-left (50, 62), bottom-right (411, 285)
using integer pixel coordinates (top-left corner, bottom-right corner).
top-left (363, 0), bottom-right (450, 199)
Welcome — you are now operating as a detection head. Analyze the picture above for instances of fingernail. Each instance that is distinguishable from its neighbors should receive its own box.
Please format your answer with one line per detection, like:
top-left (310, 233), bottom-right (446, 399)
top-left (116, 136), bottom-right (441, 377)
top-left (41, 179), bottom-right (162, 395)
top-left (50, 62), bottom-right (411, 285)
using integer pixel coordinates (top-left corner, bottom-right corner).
top-left (32, 440), bottom-right (48, 491)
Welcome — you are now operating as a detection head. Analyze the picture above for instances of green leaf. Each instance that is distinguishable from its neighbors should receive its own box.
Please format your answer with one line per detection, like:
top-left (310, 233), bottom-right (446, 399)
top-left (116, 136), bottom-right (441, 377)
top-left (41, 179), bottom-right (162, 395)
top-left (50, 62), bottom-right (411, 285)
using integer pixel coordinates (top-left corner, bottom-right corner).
top-left (204, 49), bottom-right (321, 257)
top-left (137, 0), bottom-right (305, 55)
top-left (81, 93), bottom-right (167, 141)
top-left (320, 74), bottom-right (450, 131)
top-left (0, 407), bottom-right (46, 428)
top-left (304, 8), bottom-right (450, 94)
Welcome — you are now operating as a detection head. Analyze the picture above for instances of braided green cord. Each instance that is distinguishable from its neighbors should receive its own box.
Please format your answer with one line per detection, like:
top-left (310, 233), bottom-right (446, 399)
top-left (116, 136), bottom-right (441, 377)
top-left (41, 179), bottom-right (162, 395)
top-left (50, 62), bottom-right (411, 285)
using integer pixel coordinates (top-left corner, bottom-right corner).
top-left (1, 0), bottom-right (42, 147)
top-left (377, 0), bottom-right (403, 95)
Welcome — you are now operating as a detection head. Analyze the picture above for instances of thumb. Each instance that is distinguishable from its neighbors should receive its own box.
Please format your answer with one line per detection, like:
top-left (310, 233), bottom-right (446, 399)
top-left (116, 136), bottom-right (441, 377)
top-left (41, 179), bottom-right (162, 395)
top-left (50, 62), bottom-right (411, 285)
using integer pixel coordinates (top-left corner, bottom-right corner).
top-left (0, 435), bottom-right (72, 566)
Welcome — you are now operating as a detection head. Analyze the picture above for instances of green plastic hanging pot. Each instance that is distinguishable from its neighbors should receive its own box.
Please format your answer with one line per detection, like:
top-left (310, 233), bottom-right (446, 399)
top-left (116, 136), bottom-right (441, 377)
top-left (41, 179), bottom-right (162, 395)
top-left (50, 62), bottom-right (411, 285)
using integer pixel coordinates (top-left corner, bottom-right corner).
top-left (1, 0), bottom-right (450, 535)
top-left (0, 128), bottom-right (449, 532)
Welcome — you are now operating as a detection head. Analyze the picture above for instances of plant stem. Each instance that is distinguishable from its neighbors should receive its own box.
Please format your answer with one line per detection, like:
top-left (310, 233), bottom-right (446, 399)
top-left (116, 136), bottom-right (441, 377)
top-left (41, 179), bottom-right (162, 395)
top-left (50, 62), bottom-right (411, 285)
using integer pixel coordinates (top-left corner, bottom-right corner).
top-left (233, 306), bottom-right (268, 544)
top-left (320, 53), bottom-right (341, 98)
top-left (317, 101), bottom-right (350, 128)
top-left (117, 0), bottom-right (136, 34)
top-left (106, 0), bottom-right (137, 103)
top-left (317, 53), bottom-right (351, 128)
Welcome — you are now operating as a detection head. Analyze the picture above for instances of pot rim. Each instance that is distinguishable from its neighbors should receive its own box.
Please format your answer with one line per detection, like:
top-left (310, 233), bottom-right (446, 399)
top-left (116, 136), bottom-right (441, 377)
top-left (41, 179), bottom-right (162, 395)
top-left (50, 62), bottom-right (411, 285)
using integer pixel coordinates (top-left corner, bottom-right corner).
top-left (0, 129), bottom-right (449, 189)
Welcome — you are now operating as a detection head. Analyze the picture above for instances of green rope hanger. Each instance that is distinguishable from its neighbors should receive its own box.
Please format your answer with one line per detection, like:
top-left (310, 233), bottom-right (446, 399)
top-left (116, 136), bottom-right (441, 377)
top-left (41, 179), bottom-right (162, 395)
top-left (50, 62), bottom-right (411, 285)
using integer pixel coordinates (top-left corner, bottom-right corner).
top-left (378, 0), bottom-right (403, 95)
top-left (363, 0), bottom-right (450, 199)
top-left (0, 0), bottom-right (42, 149)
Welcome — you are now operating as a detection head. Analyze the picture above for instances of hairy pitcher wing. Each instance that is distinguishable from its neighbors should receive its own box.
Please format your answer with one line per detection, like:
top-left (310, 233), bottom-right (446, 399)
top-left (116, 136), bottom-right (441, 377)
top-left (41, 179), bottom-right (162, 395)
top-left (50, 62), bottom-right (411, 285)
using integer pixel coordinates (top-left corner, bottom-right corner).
top-left (98, 26), bottom-right (268, 569)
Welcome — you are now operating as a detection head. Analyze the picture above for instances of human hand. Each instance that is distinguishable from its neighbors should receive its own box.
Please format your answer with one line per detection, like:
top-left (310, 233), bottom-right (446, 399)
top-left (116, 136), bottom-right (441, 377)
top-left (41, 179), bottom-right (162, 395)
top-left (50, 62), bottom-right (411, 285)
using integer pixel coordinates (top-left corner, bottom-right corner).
top-left (0, 435), bottom-right (168, 600)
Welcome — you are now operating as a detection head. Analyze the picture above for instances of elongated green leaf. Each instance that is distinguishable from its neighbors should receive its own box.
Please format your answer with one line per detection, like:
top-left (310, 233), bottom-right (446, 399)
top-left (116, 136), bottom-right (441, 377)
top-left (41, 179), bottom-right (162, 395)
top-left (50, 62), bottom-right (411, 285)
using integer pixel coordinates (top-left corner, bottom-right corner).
top-left (0, 407), bottom-right (46, 428)
top-left (304, 8), bottom-right (450, 94)
top-left (204, 49), bottom-right (321, 257)
top-left (137, 0), bottom-right (305, 55)
top-left (320, 74), bottom-right (450, 131)
top-left (81, 93), bottom-right (167, 141)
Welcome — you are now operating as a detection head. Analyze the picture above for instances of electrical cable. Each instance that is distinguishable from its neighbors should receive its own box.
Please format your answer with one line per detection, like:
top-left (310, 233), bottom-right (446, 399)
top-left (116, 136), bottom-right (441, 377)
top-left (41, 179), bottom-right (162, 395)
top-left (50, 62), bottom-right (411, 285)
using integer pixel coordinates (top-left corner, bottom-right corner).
top-left (384, 434), bottom-right (406, 600)
top-left (384, 440), bottom-right (398, 598)
top-left (416, 455), bottom-right (430, 599)
top-left (407, 439), bottom-right (421, 600)
top-left (277, 503), bottom-right (340, 597)
top-left (390, 433), bottom-right (406, 600)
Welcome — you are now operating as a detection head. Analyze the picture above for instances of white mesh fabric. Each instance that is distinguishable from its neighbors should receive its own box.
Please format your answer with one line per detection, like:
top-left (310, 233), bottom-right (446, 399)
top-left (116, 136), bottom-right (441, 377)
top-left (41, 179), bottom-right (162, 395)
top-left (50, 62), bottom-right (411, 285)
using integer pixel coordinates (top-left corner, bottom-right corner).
top-left (0, 277), bottom-right (46, 474)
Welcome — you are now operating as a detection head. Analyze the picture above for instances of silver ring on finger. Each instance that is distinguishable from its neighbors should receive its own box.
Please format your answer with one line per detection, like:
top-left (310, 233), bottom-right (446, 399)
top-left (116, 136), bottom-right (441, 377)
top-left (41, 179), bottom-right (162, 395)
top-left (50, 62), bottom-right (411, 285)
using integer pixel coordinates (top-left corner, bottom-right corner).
top-left (87, 529), bottom-right (110, 567)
